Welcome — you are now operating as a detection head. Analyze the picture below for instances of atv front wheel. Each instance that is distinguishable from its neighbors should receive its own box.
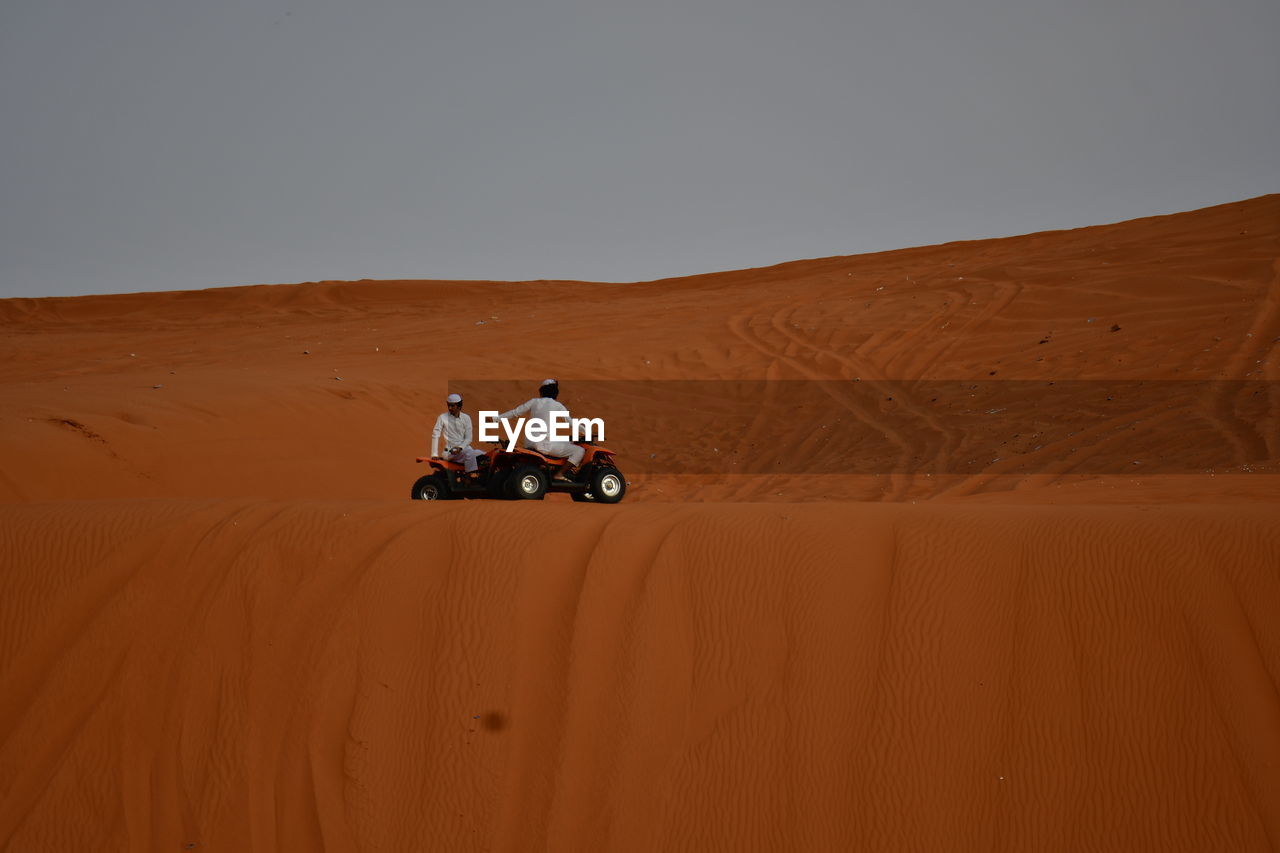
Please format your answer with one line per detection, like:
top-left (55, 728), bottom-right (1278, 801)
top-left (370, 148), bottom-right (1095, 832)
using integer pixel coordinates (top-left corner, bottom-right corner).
top-left (588, 466), bottom-right (626, 504)
top-left (507, 465), bottom-right (549, 500)
top-left (411, 474), bottom-right (453, 501)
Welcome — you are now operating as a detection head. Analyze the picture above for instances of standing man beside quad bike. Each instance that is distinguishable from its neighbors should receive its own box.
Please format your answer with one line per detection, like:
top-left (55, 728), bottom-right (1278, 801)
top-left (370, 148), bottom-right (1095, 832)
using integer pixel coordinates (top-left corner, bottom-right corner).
top-left (499, 379), bottom-right (585, 479)
top-left (431, 393), bottom-right (485, 475)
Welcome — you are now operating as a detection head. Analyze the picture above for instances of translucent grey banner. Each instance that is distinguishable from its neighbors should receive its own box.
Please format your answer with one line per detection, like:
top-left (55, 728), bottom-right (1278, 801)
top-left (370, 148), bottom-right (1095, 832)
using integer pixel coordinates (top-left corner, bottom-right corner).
top-left (447, 380), bottom-right (1279, 475)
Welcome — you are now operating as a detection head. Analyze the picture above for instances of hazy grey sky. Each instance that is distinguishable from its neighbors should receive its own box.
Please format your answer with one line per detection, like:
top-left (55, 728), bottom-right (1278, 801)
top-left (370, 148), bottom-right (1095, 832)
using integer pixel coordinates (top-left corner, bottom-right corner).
top-left (2, 0), bottom-right (1277, 299)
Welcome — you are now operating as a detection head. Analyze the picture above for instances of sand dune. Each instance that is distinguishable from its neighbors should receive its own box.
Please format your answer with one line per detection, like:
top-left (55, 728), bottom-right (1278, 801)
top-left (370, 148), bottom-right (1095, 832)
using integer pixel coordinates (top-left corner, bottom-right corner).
top-left (2, 500), bottom-right (1279, 851)
top-left (1, 195), bottom-right (1276, 504)
top-left (2, 195), bottom-right (1279, 851)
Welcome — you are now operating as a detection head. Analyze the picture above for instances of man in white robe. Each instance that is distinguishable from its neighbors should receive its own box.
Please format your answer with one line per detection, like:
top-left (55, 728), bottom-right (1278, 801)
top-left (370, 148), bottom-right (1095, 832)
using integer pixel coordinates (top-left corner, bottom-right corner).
top-left (499, 379), bottom-right (585, 474)
top-left (431, 393), bottom-right (485, 473)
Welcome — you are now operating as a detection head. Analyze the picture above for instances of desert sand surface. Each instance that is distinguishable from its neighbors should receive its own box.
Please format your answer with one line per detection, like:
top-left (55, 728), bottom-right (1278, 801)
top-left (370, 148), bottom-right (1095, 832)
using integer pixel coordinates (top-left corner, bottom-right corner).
top-left (1, 195), bottom-right (1278, 851)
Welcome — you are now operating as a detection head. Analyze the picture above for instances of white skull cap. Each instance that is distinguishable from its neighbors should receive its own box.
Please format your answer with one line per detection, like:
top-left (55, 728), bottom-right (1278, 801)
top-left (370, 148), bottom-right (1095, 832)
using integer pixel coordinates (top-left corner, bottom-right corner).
top-left (446, 393), bottom-right (462, 403)
top-left (540, 378), bottom-right (557, 386)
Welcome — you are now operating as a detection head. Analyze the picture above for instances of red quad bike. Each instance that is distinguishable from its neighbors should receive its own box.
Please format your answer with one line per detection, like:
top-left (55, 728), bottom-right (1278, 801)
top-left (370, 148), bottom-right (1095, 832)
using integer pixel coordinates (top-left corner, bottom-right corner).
top-left (411, 443), bottom-right (627, 503)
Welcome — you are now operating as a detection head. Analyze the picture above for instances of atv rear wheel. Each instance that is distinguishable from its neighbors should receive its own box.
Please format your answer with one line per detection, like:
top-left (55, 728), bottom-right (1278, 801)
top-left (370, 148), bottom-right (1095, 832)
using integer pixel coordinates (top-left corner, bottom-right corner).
top-left (588, 466), bottom-right (626, 503)
top-left (507, 465), bottom-right (549, 500)
top-left (411, 473), bottom-right (453, 501)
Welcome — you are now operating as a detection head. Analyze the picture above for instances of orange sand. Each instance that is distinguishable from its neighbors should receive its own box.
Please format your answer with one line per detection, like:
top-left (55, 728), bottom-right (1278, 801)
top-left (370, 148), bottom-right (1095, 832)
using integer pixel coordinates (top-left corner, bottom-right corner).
top-left (1, 195), bottom-right (1278, 850)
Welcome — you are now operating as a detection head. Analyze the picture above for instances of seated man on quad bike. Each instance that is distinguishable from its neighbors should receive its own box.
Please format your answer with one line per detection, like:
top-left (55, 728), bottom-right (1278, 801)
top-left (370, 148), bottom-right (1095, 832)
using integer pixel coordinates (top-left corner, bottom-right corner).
top-left (431, 393), bottom-right (485, 475)
top-left (499, 379), bottom-right (584, 479)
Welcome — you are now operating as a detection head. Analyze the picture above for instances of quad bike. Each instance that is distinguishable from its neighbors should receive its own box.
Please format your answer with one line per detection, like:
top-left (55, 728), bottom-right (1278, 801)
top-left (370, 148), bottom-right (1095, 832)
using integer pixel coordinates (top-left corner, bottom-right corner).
top-left (410, 443), bottom-right (626, 503)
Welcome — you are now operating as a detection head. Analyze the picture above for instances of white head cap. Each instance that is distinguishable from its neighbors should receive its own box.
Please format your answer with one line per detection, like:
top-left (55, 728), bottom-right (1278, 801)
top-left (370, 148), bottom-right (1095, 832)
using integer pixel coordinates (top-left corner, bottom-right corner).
top-left (446, 393), bottom-right (462, 404)
top-left (540, 378), bottom-right (557, 387)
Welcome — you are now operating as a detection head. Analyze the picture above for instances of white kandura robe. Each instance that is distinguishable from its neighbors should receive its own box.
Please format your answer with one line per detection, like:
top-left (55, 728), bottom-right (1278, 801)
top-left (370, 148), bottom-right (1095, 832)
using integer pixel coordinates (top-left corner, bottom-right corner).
top-left (431, 411), bottom-right (485, 472)
top-left (499, 397), bottom-right (586, 466)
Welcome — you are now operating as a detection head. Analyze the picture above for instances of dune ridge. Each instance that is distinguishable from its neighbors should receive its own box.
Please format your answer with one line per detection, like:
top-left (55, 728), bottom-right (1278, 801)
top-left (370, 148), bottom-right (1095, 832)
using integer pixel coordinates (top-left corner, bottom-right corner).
top-left (2, 499), bottom-right (1279, 851)
top-left (1, 194), bottom-right (1277, 505)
